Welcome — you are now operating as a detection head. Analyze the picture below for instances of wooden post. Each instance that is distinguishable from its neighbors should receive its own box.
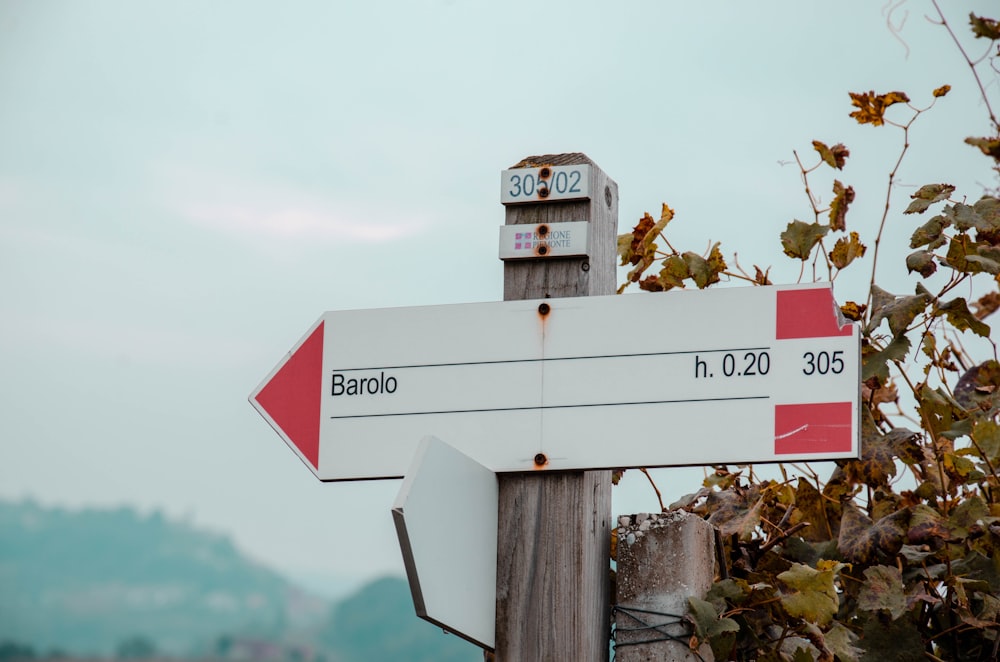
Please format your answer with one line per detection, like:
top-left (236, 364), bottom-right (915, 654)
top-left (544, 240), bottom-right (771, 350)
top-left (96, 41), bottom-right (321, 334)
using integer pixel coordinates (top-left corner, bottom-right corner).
top-left (494, 153), bottom-right (618, 661)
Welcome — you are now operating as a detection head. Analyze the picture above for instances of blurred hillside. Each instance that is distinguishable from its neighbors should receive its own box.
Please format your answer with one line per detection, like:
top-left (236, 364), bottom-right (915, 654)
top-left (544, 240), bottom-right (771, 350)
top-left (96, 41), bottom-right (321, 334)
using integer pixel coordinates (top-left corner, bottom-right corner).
top-left (0, 500), bottom-right (476, 661)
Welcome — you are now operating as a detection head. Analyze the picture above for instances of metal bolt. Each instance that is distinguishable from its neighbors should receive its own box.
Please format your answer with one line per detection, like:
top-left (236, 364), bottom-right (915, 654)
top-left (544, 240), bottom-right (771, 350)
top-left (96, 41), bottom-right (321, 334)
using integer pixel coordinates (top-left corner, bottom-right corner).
top-left (534, 453), bottom-right (547, 466)
top-left (537, 186), bottom-right (550, 198)
top-left (538, 302), bottom-right (550, 316)
top-left (537, 224), bottom-right (549, 237)
top-left (536, 244), bottom-right (548, 256)
top-left (581, 261), bottom-right (590, 272)
top-left (539, 167), bottom-right (552, 179)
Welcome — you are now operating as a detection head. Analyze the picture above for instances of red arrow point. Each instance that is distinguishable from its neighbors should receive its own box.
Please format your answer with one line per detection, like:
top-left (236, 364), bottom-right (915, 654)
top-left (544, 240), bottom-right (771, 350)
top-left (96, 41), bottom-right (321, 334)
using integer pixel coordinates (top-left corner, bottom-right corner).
top-left (254, 322), bottom-right (325, 469)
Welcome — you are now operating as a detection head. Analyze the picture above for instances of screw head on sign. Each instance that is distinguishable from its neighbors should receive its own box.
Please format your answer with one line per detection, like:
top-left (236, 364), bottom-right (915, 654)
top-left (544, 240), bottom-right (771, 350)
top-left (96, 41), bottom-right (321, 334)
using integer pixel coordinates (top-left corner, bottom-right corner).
top-left (537, 224), bottom-right (549, 237)
top-left (536, 245), bottom-right (548, 256)
top-left (538, 302), bottom-right (550, 316)
top-left (534, 453), bottom-right (547, 467)
top-left (539, 167), bottom-right (551, 178)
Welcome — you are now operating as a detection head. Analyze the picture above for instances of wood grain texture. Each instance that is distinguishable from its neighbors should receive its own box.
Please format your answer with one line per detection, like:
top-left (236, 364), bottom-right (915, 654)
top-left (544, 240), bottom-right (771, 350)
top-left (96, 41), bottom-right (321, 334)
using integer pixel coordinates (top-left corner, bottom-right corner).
top-left (494, 153), bottom-right (616, 661)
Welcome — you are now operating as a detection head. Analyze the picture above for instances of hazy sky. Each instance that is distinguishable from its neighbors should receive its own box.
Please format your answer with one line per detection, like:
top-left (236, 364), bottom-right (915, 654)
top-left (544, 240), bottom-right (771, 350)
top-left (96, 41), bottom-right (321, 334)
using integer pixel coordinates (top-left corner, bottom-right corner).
top-left (2, 0), bottom-right (997, 596)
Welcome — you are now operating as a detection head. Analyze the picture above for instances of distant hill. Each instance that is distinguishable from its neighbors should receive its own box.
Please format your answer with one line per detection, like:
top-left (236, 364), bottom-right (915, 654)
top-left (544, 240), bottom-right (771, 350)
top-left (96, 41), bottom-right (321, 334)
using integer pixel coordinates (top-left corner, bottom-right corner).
top-left (0, 500), bottom-right (481, 661)
top-left (0, 499), bottom-right (325, 657)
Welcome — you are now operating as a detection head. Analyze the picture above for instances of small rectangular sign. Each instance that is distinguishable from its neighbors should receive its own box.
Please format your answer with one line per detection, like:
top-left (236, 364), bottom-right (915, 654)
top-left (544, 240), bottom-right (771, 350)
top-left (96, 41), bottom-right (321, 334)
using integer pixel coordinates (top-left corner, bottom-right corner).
top-left (498, 222), bottom-right (589, 260)
top-left (250, 283), bottom-right (861, 481)
top-left (500, 164), bottom-right (591, 204)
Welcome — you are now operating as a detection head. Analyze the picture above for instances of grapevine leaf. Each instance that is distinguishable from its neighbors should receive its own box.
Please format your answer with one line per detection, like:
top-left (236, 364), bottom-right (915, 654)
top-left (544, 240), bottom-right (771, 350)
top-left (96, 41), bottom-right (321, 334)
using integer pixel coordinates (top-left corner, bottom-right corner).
top-left (943, 202), bottom-right (986, 232)
top-left (791, 478), bottom-right (833, 543)
top-left (948, 495), bottom-right (994, 539)
top-left (973, 195), bottom-right (1000, 232)
top-left (965, 136), bottom-right (1000, 159)
top-left (824, 622), bottom-right (862, 662)
top-left (970, 13), bottom-right (1000, 40)
top-left (777, 561), bottom-right (842, 626)
top-left (971, 419), bottom-right (1000, 464)
top-left (885, 427), bottom-right (923, 465)
top-left (849, 90), bottom-right (910, 126)
top-left (657, 255), bottom-right (690, 291)
top-left (858, 565), bottom-right (906, 620)
top-left (708, 493), bottom-right (763, 541)
top-left (781, 220), bottom-right (829, 260)
top-left (838, 506), bottom-right (907, 564)
top-left (945, 235), bottom-right (1000, 274)
top-left (616, 232), bottom-right (634, 267)
top-left (909, 214), bottom-right (948, 249)
top-left (625, 213), bottom-right (655, 265)
top-left (867, 286), bottom-right (931, 336)
top-left (907, 503), bottom-right (949, 545)
top-left (840, 301), bottom-right (866, 321)
top-left (905, 250), bottom-right (937, 277)
top-left (812, 140), bottom-right (850, 170)
top-left (933, 297), bottom-right (991, 337)
top-left (829, 231), bottom-right (866, 269)
top-left (904, 183), bottom-right (955, 214)
top-left (687, 596), bottom-right (739, 660)
top-left (683, 245), bottom-right (725, 289)
top-left (933, 84), bottom-right (951, 98)
top-left (862, 334), bottom-right (910, 381)
top-left (829, 180), bottom-right (855, 230)
top-left (954, 360), bottom-right (1000, 410)
top-left (972, 292), bottom-right (1000, 320)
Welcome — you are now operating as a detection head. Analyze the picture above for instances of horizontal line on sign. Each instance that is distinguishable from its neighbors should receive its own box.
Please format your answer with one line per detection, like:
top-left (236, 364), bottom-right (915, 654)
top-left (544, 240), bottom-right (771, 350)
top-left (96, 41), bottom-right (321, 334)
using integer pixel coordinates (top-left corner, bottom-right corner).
top-left (329, 347), bottom-right (772, 373)
top-left (329, 395), bottom-right (769, 420)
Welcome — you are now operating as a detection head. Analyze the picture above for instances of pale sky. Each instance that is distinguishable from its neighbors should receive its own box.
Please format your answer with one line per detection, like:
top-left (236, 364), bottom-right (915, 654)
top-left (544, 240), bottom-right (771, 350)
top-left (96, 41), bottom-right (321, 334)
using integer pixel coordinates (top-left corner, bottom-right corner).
top-left (2, 0), bottom-right (997, 597)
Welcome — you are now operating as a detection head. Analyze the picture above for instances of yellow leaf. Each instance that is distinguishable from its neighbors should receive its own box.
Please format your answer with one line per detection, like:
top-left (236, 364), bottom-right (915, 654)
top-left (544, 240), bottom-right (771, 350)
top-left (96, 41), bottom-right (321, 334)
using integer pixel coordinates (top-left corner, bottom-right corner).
top-left (933, 84), bottom-right (951, 98)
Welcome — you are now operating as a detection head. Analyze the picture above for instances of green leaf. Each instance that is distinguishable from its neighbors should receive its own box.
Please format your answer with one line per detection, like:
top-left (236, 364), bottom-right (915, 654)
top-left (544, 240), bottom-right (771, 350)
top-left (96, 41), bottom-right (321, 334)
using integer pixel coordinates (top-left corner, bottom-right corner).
top-left (909, 214), bottom-right (949, 249)
top-left (683, 245), bottom-right (727, 289)
top-left (933, 297), bottom-right (991, 337)
top-left (904, 183), bottom-right (955, 214)
top-left (616, 233), bottom-right (634, 267)
top-left (777, 561), bottom-right (842, 626)
top-left (812, 140), bottom-right (849, 169)
top-left (973, 195), bottom-right (1000, 231)
top-left (862, 334), bottom-right (910, 381)
top-left (867, 286), bottom-right (931, 336)
top-left (905, 250), bottom-right (937, 277)
top-left (972, 419), bottom-right (1000, 465)
top-left (687, 597), bottom-right (740, 660)
top-left (657, 255), bottom-right (689, 291)
top-left (843, 409), bottom-right (897, 487)
top-left (858, 565), bottom-right (907, 620)
top-left (781, 220), bottom-right (829, 260)
top-left (824, 622), bottom-right (862, 662)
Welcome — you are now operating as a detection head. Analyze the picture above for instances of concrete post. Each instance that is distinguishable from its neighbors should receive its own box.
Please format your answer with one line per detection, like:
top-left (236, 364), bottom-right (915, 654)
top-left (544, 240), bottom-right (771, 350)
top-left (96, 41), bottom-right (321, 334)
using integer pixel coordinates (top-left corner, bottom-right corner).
top-left (615, 511), bottom-right (717, 661)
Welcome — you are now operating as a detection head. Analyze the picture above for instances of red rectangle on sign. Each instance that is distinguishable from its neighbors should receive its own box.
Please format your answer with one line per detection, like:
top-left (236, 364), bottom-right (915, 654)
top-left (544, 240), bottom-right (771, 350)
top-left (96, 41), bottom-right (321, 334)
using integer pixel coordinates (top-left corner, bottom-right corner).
top-left (776, 288), bottom-right (852, 339)
top-left (774, 402), bottom-right (853, 455)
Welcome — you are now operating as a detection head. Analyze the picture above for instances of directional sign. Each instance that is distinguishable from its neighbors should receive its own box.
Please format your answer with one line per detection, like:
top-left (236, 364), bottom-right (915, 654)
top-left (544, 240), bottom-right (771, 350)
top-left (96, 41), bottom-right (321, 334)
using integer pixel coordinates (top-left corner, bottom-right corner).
top-left (393, 436), bottom-right (497, 650)
top-left (249, 283), bottom-right (860, 481)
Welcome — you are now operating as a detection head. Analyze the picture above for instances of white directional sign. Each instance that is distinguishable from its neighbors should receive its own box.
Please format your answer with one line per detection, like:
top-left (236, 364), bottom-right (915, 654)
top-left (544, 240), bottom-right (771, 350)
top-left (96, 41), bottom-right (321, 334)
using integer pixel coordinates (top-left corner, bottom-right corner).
top-left (249, 283), bottom-right (860, 481)
top-left (393, 436), bottom-right (497, 650)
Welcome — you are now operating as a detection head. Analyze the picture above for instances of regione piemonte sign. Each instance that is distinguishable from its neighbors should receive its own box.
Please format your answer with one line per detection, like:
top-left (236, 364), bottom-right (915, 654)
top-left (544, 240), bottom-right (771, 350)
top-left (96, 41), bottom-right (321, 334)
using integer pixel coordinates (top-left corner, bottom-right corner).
top-left (249, 283), bottom-right (860, 481)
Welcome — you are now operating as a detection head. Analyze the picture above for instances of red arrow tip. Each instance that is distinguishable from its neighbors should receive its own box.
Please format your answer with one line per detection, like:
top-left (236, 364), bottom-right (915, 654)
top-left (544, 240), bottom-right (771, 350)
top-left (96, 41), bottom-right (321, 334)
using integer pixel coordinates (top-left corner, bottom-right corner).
top-left (254, 322), bottom-right (324, 469)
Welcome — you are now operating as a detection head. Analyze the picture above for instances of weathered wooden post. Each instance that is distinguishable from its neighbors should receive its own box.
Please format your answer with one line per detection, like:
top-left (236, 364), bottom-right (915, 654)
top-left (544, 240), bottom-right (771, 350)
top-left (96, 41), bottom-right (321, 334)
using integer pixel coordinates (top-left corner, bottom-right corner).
top-left (494, 153), bottom-right (617, 660)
